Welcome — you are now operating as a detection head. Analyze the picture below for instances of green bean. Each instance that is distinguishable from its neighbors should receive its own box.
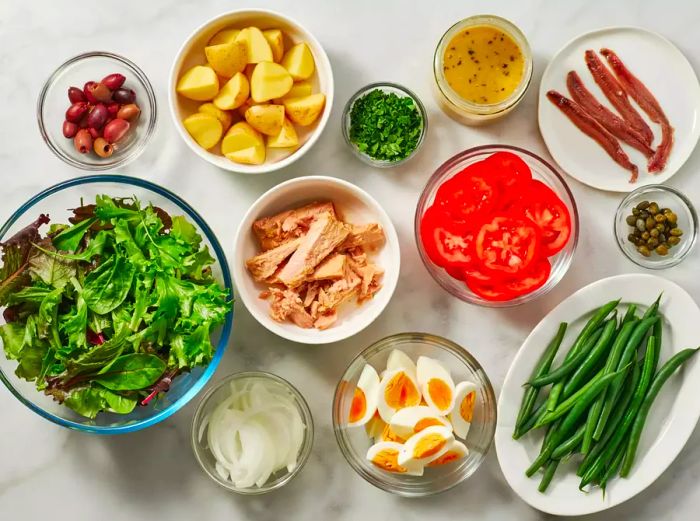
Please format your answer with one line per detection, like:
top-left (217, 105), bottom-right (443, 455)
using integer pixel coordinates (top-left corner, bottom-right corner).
top-left (620, 346), bottom-right (700, 477)
top-left (594, 316), bottom-right (659, 440)
top-left (533, 369), bottom-right (605, 428)
top-left (545, 384), bottom-right (562, 412)
top-left (600, 441), bottom-right (626, 494)
top-left (538, 459), bottom-right (560, 493)
top-left (651, 314), bottom-right (663, 375)
top-left (562, 318), bottom-right (617, 399)
top-left (513, 402), bottom-right (547, 439)
top-left (641, 293), bottom-right (662, 320)
top-left (571, 299), bottom-right (621, 357)
top-left (515, 322), bottom-right (568, 433)
top-left (551, 423), bottom-right (585, 459)
top-left (530, 328), bottom-right (603, 387)
top-left (525, 367), bottom-right (624, 477)
top-left (581, 320), bottom-right (638, 453)
top-left (620, 304), bottom-right (638, 328)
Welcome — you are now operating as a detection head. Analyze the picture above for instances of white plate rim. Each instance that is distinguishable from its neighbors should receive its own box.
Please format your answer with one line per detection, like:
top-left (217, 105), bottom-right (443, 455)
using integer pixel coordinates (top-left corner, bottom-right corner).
top-left (495, 273), bottom-right (700, 516)
top-left (538, 26), bottom-right (700, 193)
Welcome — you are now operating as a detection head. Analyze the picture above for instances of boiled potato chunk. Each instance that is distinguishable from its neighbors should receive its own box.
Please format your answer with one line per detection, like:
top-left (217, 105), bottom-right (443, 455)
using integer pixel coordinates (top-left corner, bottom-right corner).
top-left (267, 117), bottom-right (299, 148)
top-left (263, 29), bottom-right (285, 62)
top-left (183, 113), bottom-right (223, 150)
top-left (251, 62), bottom-right (293, 102)
top-left (237, 97), bottom-right (265, 117)
top-left (177, 65), bottom-right (219, 101)
top-left (236, 27), bottom-right (273, 63)
top-left (273, 80), bottom-right (312, 103)
top-left (244, 63), bottom-right (256, 83)
top-left (208, 28), bottom-right (240, 46)
top-left (198, 102), bottom-right (233, 132)
top-left (283, 93), bottom-right (326, 126)
top-left (213, 72), bottom-right (250, 110)
top-left (245, 104), bottom-right (285, 136)
top-left (205, 42), bottom-right (247, 78)
top-left (222, 122), bottom-right (265, 164)
top-left (281, 42), bottom-right (315, 81)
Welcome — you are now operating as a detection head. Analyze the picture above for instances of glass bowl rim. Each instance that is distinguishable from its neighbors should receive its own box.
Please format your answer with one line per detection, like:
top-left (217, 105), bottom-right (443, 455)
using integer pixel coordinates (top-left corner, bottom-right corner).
top-left (190, 370), bottom-right (315, 494)
top-left (613, 183), bottom-right (698, 270)
top-left (414, 144), bottom-right (580, 308)
top-left (332, 332), bottom-right (497, 497)
top-left (36, 51), bottom-right (158, 171)
top-left (341, 81), bottom-right (428, 168)
top-left (0, 174), bottom-right (234, 434)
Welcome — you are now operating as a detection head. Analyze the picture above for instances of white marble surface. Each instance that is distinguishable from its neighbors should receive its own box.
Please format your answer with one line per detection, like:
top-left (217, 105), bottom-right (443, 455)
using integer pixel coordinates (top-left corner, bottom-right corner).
top-left (1, 0), bottom-right (699, 519)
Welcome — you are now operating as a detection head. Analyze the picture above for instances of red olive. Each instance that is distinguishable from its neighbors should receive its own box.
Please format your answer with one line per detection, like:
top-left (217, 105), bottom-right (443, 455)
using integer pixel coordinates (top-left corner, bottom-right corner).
top-left (112, 88), bottom-right (136, 104)
top-left (101, 73), bottom-right (126, 90)
top-left (84, 81), bottom-right (98, 103)
top-left (68, 86), bottom-right (86, 103)
top-left (117, 103), bottom-right (141, 122)
top-left (86, 82), bottom-right (112, 103)
top-left (87, 103), bottom-right (109, 129)
top-left (106, 102), bottom-right (120, 117)
top-left (93, 137), bottom-right (114, 158)
top-left (62, 120), bottom-right (79, 138)
top-left (74, 129), bottom-right (93, 154)
top-left (65, 102), bottom-right (89, 123)
top-left (103, 118), bottom-right (130, 143)
top-left (88, 127), bottom-right (101, 139)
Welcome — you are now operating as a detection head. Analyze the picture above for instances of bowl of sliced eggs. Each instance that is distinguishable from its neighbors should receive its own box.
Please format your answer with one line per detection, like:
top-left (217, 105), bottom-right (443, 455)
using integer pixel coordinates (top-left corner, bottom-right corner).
top-left (332, 333), bottom-right (496, 496)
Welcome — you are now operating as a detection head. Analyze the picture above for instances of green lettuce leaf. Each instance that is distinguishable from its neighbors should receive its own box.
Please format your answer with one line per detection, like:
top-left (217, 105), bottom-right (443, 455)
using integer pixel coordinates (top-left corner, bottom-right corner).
top-left (94, 353), bottom-right (166, 391)
top-left (0, 322), bottom-right (25, 359)
top-left (64, 385), bottom-right (137, 419)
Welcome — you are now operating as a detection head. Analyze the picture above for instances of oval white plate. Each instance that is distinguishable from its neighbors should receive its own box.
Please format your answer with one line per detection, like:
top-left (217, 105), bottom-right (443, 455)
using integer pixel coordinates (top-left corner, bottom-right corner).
top-left (538, 27), bottom-right (700, 192)
top-left (495, 273), bottom-right (700, 516)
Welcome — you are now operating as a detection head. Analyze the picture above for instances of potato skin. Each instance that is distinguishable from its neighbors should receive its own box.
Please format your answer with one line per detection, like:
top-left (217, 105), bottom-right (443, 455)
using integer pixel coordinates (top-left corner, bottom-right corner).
top-left (283, 93), bottom-right (326, 126)
top-left (245, 105), bottom-right (285, 136)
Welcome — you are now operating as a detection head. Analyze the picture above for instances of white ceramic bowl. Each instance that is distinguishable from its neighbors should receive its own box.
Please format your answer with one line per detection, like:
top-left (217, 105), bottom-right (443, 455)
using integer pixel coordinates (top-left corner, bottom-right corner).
top-left (233, 176), bottom-right (400, 344)
top-left (169, 9), bottom-right (334, 174)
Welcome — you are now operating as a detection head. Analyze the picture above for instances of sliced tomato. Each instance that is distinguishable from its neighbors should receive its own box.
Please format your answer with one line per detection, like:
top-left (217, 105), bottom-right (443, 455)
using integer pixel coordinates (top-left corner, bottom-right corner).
top-left (435, 161), bottom-right (499, 219)
top-left (483, 151), bottom-right (532, 191)
top-left (474, 214), bottom-right (541, 276)
top-left (510, 180), bottom-right (572, 256)
top-left (445, 266), bottom-right (466, 281)
top-left (420, 206), bottom-right (476, 268)
top-left (502, 258), bottom-right (551, 297)
top-left (465, 276), bottom-right (516, 302)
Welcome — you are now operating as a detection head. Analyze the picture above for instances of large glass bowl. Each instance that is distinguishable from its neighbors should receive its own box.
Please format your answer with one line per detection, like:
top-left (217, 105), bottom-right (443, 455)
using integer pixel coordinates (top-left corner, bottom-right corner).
top-left (0, 175), bottom-right (233, 433)
top-left (415, 144), bottom-right (579, 307)
top-left (332, 333), bottom-right (496, 497)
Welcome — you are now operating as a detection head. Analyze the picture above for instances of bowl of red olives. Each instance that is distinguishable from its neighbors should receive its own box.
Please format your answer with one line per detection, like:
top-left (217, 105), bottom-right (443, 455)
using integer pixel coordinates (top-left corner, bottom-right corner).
top-left (37, 52), bottom-right (157, 171)
top-left (614, 184), bottom-right (697, 269)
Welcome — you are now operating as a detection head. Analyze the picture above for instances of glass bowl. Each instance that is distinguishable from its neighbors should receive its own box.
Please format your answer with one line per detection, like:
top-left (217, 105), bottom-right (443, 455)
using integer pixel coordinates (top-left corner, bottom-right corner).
top-left (191, 371), bottom-right (314, 494)
top-left (332, 333), bottom-right (496, 497)
top-left (433, 15), bottom-right (533, 125)
top-left (342, 82), bottom-right (428, 168)
top-left (37, 52), bottom-right (157, 171)
top-left (414, 144), bottom-right (579, 307)
top-left (0, 175), bottom-right (233, 433)
top-left (614, 184), bottom-right (697, 269)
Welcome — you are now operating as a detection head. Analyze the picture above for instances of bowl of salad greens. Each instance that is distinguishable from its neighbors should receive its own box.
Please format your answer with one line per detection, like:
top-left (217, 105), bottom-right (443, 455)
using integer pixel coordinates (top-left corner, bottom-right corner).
top-left (0, 175), bottom-right (233, 433)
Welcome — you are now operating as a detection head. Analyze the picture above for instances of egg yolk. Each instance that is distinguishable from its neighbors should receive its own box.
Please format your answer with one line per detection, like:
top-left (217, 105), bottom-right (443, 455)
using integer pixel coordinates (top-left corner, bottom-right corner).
top-left (370, 448), bottom-right (407, 473)
top-left (349, 388), bottom-right (367, 423)
top-left (384, 372), bottom-right (421, 410)
top-left (381, 423), bottom-right (406, 443)
top-left (414, 417), bottom-right (443, 432)
top-left (460, 391), bottom-right (476, 422)
top-left (428, 378), bottom-right (453, 411)
top-left (412, 434), bottom-right (448, 459)
top-left (428, 450), bottom-right (462, 467)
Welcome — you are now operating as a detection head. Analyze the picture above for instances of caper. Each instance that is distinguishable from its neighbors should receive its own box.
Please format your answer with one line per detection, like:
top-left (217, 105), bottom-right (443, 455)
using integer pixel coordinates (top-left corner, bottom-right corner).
top-left (666, 212), bottom-right (678, 224)
top-left (636, 218), bottom-right (646, 232)
top-left (668, 220), bottom-right (678, 229)
top-left (655, 213), bottom-right (666, 223)
top-left (655, 223), bottom-right (665, 232)
top-left (658, 233), bottom-right (667, 243)
top-left (668, 236), bottom-right (681, 246)
top-left (636, 200), bottom-right (650, 210)
top-left (627, 233), bottom-right (639, 244)
top-left (650, 228), bottom-right (660, 238)
top-left (637, 245), bottom-right (652, 257)
top-left (626, 215), bottom-right (637, 226)
top-left (647, 237), bottom-right (659, 248)
top-left (655, 245), bottom-right (669, 256)
top-left (640, 210), bottom-right (650, 219)
top-left (645, 217), bottom-right (655, 230)
top-left (670, 228), bottom-right (683, 236)
top-left (648, 202), bottom-right (660, 215)
top-left (641, 231), bottom-right (650, 241)
top-left (632, 208), bottom-right (640, 216)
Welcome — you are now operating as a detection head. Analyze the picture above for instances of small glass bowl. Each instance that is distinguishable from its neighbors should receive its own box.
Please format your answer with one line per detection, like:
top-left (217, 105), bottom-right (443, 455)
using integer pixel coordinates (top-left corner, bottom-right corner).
top-left (342, 82), bottom-right (428, 168)
top-left (433, 15), bottom-right (533, 125)
top-left (332, 333), bottom-right (496, 497)
top-left (191, 372), bottom-right (314, 495)
top-left (37, 52), bottom-right (157, 171)
top-left (614, 184), bottom-right (697, 269)
top-left (415, 144), bottom-right (579, 307)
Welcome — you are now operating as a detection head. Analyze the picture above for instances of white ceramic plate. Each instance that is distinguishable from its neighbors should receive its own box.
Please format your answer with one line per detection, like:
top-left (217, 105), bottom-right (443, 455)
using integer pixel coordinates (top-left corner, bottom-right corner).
top-left (495, 274), bottom-right (700, 516)
top-left (539, 27), bottom-right (700, 192)
top-left (232, 176), bottom-right (400, 344)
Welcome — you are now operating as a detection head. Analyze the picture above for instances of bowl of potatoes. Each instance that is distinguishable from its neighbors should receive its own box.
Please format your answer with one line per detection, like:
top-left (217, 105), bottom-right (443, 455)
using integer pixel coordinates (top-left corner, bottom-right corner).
top-left (169, 9), bottom-right (333, 174)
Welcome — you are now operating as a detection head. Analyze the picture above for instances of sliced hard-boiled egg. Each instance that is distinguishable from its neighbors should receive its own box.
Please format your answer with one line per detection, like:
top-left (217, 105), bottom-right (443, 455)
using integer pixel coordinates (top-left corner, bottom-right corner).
top-left (450, 381), bottom-right (477, 439)
top-left (380, 422), bottom-right (407, 443)
top-left (365, 411), bottom-right (386, 441)
top-left (389, 405), bottom-right (451, 439)
top-left (366, 441), bottom-right (423, 476)
top-left (416, 356), bottom-right (455, 415)
top-left (376, 368), bottom-right (422, 422)
top-left (386, 349), bottom-right (417, 378)
top-left (348, 364), bottom-right (380, 426)
top-left (398, 425), bottom-right (454, 467)
top-left (427, 439), bottom-right (469, 467)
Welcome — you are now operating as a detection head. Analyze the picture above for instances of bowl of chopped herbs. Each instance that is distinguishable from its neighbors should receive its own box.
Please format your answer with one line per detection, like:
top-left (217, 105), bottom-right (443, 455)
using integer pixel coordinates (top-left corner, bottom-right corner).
top-left (0, 175), bottom-right (233, 433)
top-left (343, 82), bottom-right (427, 167)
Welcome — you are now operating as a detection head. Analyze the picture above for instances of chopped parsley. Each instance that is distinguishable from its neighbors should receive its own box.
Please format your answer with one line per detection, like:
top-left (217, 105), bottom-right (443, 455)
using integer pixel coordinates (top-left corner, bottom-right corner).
top-left (348, 89), bottom-right (423, 162)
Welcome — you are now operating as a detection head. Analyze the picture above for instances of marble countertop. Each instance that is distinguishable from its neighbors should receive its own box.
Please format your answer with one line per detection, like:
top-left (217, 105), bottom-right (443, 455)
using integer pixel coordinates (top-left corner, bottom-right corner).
top-left (2, 0), bottom-right (699, 519)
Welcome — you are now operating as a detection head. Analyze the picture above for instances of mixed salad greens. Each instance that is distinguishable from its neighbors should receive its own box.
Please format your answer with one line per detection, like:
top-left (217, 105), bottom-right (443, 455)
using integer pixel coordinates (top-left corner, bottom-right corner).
top-left (0, 195), bottom-right (231, 419)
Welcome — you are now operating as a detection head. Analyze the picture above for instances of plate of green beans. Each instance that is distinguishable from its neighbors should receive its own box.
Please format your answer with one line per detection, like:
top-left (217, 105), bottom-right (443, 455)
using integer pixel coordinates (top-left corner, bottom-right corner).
top-left (495, 273), bottom-right (700, 516)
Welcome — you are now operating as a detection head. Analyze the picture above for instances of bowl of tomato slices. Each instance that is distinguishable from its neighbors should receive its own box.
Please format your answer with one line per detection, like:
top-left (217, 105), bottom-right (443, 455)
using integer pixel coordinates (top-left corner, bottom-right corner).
top-left (415, 145), bottom-right (578, 306)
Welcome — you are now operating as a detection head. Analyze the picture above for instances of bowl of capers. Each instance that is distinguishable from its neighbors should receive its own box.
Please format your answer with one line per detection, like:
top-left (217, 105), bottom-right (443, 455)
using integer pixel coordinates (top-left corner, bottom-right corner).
top-left (614, 184), bottom-right (697, 269)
